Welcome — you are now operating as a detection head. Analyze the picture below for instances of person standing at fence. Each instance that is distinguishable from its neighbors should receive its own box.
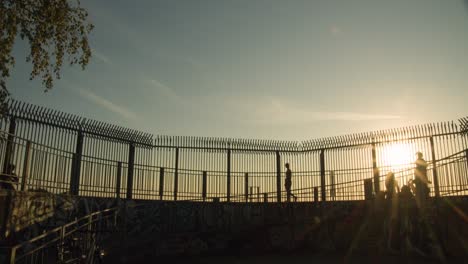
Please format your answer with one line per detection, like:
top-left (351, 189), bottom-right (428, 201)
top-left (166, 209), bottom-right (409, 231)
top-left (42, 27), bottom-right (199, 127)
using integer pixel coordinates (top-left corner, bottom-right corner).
top-left (414, 152), bottom-right (431, 208)
top-left (385, 172), bottom-right (400, 201)
top-left (285, 163), bottom-right (297, 202)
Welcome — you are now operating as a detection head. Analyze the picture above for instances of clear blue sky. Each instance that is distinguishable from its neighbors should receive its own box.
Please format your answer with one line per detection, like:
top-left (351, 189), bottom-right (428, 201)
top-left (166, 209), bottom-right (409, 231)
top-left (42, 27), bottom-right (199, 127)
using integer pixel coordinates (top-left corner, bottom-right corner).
top-left (7, 0), bottom-right (468, 140)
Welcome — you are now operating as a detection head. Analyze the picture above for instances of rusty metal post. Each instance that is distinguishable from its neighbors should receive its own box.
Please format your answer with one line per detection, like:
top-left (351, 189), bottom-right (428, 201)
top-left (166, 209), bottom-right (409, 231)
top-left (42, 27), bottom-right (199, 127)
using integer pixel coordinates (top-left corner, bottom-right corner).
top-left (116, 162), bottom-right (122, 199)
top-left (174, 147), bottom-right (179, 201)
top-left (320, 149), bottom-right (326, 201)
top-left (429, 137), bottom-right (440, 197)
top-left (20, 141), bottom-right (31, 191)
top-left (371, 143), bottom-right (380, 194)
top-left (159, 167), bottom-right (164, 200)
top-left (126, 142), bottom-right (135, 199)
top-left (244, 173), bottom-right (249, 202)
top-left (202, 171), bottom-right (207, 202)
top-left (227, 149), bottom-right (231, 202)
top-left (70, 130), bottom-right (83, 195)
top-left (276, 151), bottom-right (281, 202)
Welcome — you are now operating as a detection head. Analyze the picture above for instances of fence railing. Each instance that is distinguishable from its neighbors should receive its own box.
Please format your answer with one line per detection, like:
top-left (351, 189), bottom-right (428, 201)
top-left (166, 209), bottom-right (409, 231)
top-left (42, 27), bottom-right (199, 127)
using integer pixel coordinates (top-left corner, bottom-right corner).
top-left (0, 128), bottom-right (466, 202)
top-left (0, 99), bottom-right (467, 201)
top-left (3, 207), bottom-right (117, 264)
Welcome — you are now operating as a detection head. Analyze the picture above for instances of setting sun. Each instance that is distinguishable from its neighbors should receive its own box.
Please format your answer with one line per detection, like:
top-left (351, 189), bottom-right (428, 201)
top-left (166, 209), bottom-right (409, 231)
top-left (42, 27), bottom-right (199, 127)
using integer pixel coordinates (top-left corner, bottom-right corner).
top-left (383, 143), bottom-right (414, 169)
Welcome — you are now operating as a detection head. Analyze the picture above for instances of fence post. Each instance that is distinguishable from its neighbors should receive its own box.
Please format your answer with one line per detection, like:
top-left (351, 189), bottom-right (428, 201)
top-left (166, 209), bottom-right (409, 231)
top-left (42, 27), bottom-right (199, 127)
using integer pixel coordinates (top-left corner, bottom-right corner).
top-left (263, 193), bottom-right (268, 203)
top-left (202, 171), bottom-right (207, 202)
top-left (126, 142), bottom-right (135, 199)
top-left (159, 167), bottom-right (164, 200)
top-left (465, 149), bottom-right (468, 168)
top-left (20, 141), bottom-right (31, 191)
top-left (70, 130), bottom-right (83, 195)
top-left (364, 178), bottom-right (373, 200)
top-left (429, 137), bottom-right (440, 197)
top-left (314, 187), bottom-right (319, 203)
top-left (244, 173), bottom-right (249, 202)
top-left (227, 149), bottom-right (231, 202)
top-left (3, 117), bottom-right (16, 174)
top-left (257, 187), bottom-right (260, 202)
top-left (320, 149), bottom-right (326, 201)
top-left (116, 162), bottom-right (122, 199)
top-left (174, 147), bottom-right (179, 201)
top-left (371, 143), bottom-right (380, 194)
top-left (276, 151), bottom-right (281, 202)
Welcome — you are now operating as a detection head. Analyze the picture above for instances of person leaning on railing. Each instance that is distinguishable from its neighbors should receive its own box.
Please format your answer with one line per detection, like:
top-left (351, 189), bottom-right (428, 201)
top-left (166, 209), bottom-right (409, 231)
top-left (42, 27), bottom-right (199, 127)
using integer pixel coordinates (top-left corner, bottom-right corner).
top-left (0, 163), bottom-right (19, 190)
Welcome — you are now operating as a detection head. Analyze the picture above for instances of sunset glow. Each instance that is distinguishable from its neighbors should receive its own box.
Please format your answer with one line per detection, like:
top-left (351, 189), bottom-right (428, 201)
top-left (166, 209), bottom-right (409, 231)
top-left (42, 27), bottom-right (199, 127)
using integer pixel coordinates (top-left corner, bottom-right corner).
top-left (382, 143), bottom-right (414, 170)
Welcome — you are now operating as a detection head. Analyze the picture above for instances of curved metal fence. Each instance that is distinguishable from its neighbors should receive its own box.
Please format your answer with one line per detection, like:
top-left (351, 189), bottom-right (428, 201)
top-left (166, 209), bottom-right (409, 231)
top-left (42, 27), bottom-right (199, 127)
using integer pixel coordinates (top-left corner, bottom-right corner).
top-left (0, 99), bottom-right (467, 201)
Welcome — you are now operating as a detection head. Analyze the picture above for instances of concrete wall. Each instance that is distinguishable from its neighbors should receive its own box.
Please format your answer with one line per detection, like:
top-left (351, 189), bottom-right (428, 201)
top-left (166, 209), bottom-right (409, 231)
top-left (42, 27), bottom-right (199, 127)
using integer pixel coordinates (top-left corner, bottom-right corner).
top-left (1, 190), bottom-right (467, 260)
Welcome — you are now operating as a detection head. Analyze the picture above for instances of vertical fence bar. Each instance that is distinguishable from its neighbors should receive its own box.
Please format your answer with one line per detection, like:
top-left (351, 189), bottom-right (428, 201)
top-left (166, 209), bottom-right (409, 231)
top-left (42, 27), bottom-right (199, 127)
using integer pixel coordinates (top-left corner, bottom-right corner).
top-left (202, 171), bottom-right (207, 201)
top-left (314, 187), bottom-right (319, 202)
top-left (465, 149), bottom-right (468, 167)
top-left (159, 167), bottom-right (164, 200)
top-left (21, 141), bottom-right (32, 191)
top-left (244, 172), bottom-right (249, 202)
top-left (429, 137), bottom-right (440, 197)
top-left (320, 149), bottom-right (326, 201)
top-left (371, 142), bottom-right (379, 194)
top-left (3, 117), bottom-right (16, 174)
top-left (276, 151), bottom-right (281, 202)
top-left (116, 162), bottom-right (122, 199)
top-left (70, 130), bottom-right (83, 195)
top-left (127, 143), bottom-right (135, 199)
top-left (227, 149), bottom-right (231, 202)
top-left (174, 147), bottom-right (179, 201)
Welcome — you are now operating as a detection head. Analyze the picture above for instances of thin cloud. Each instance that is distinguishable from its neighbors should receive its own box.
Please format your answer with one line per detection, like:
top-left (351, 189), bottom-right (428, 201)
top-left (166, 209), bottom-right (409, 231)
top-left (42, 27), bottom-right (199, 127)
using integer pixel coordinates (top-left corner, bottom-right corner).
top-left (149, 79), bottom-right (182, 102)
top-left (92, 49), bottom-right (112, 65)
top-left (75, 88), bottom-right (137, 120)
top-left (246, 98), bottom-right (401, 124)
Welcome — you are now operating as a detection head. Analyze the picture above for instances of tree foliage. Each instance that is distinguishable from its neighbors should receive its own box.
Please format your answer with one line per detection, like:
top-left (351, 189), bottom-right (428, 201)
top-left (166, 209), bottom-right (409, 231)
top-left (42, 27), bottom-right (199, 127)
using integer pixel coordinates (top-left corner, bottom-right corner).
top-left (0, 0), bottom-right (93, 113)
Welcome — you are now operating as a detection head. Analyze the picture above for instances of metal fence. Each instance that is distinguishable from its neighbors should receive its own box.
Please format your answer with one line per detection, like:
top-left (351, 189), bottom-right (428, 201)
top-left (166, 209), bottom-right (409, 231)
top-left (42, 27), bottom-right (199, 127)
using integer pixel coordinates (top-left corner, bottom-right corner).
top-left (1, 99), bottom-right (467, 201)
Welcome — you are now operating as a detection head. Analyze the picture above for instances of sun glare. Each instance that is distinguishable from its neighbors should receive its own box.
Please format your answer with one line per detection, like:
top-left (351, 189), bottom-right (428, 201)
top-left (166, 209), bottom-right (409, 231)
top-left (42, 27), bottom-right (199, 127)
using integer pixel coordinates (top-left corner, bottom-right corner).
top-left (383, 143), bottom-right (413, 169)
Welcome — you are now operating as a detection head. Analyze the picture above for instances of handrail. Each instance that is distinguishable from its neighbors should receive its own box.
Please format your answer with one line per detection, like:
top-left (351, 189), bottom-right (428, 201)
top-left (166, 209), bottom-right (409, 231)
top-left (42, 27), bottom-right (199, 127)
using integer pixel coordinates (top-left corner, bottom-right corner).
top-left (7, 207), bottom-right (119, 263)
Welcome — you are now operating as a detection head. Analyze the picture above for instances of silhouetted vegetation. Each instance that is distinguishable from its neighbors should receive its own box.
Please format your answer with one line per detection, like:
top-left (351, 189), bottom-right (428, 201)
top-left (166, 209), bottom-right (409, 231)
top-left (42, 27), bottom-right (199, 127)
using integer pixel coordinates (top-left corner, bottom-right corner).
top-left (0, 0), bottom-right (94, 115)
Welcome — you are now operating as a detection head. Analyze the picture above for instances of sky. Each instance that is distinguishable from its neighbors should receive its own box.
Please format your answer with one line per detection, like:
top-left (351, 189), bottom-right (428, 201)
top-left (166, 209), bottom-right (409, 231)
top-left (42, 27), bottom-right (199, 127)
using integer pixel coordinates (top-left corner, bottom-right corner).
top-left (7, 0), bottom-right (468, 141)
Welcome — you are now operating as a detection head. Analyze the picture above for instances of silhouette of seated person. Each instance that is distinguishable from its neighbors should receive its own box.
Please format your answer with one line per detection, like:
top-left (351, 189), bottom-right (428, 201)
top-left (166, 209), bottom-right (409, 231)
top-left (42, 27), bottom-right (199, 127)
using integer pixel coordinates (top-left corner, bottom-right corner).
top-left (0, 164), bottom-right (18, 190)
top-left (400, 181), bottom-right (414, 201)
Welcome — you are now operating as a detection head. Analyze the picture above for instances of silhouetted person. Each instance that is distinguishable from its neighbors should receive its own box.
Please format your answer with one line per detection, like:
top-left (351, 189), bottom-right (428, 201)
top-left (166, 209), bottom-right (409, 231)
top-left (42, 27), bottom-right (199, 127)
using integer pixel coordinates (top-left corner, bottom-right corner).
top-left (384, 172), bottom-right (400, 251)
top-left (285, 163), bottom-right (297, 202)
top-left (414, 152), bottom-right (431, 208)
top-left (400, 180), bottom-right (415, 201)
top-left (385, 172), bottom-right (400, 201)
